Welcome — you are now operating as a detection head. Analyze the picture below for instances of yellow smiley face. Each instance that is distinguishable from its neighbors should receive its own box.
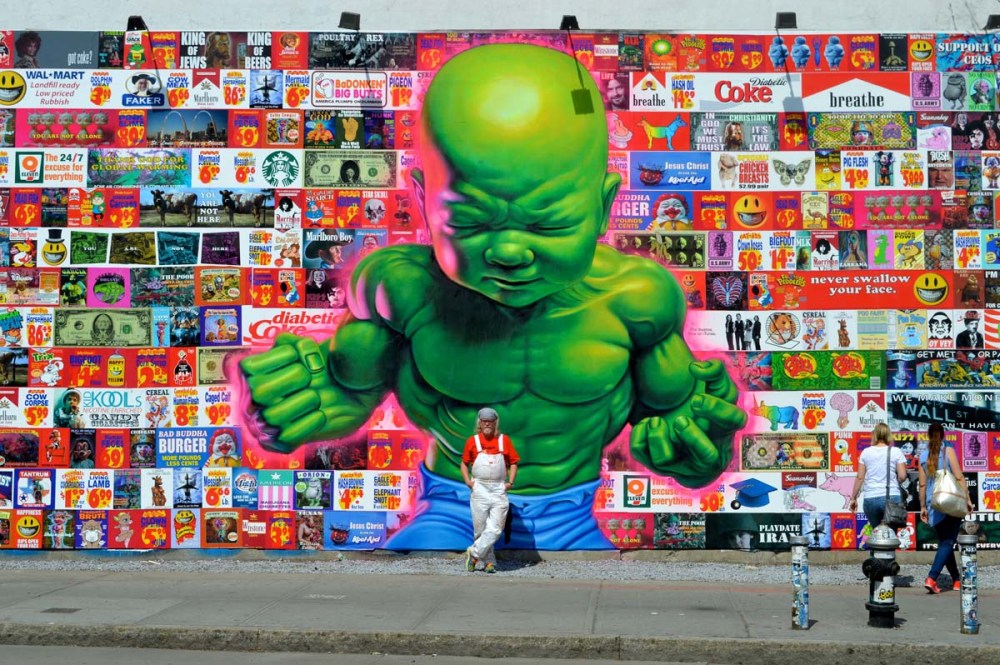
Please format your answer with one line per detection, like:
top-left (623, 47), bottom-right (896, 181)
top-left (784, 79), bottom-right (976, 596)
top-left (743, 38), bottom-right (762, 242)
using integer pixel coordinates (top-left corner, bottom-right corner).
top-left (733, 195), bottom-right (768, 228)
top-left (914, 272), bottom-right (949, 306)
top-left (16, 515), bottom-right (40, 537)
top-left (910, 40), bottom-right (933, 62)
top-left (0, 71), bottom-right (26, 106)
top-left (42, 239), bottom-right (67, 266)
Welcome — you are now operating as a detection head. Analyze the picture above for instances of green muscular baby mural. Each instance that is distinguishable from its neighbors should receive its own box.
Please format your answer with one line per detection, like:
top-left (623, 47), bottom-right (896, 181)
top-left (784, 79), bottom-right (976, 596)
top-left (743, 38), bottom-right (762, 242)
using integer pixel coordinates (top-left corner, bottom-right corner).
top-left (241, 44), bottom-right (747, 497)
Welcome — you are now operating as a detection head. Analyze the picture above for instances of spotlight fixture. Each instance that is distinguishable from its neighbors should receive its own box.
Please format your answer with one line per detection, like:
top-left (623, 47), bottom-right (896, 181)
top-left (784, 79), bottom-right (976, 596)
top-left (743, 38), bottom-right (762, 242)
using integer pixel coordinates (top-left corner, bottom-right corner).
top-left (775, 12), bottom-right (797, 30)
top-left (560, 15), bottom-right (592, 114)
top-left (126, 15), bottom-right (148, 31)
top-left (339, 12), bottom-right (361, 31)
top-left (560, 15), bottom-right (580, 31)
top-left (985, 15), bottom-right (1000, 31)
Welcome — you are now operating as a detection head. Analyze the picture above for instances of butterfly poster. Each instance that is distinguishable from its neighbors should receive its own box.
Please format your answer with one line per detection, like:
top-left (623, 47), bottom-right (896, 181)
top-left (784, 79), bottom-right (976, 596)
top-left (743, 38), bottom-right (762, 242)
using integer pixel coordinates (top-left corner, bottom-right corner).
top-left (706, 271), bottom-right (749, 310)
top-left (769, 153), bottom-right (815, 190)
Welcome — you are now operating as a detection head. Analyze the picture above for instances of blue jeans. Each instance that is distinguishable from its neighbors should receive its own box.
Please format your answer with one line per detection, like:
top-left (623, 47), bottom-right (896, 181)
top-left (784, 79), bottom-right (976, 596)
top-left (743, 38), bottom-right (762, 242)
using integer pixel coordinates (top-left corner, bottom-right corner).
top-left (929, 515), bottom-right (962, 581)
top-left (862, 496), bottom-right (890, 528)
top-left (385, 465), bottom-right (614, 551)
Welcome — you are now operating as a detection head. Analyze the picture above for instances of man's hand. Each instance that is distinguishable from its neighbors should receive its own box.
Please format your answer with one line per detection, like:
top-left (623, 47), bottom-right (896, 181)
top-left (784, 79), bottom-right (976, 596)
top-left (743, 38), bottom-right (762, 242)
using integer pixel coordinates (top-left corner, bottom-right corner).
top-left (240, 333), bottom-right (343, 452)
top-left (630, 360), bottom-right (746, 488)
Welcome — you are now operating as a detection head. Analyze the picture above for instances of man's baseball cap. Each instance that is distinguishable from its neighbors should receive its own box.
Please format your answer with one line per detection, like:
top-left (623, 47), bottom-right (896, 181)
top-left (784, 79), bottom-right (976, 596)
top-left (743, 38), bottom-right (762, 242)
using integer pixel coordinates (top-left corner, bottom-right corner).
top-left (477, 407), bottom-right (498, 421)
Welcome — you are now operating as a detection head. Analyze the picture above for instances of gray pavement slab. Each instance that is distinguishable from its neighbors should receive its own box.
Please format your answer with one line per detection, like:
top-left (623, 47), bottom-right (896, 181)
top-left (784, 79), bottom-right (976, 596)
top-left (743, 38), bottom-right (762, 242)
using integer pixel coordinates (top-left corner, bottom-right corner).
top-left (0, 571), bottom-right (102, 609)
top-left (0, 594), bottom-right (180, 625)
top-left (0, 566), bottom-right (999, 663)
top-left (597, 585), bottom-right (743, 637)
top-left (419, 579), bottom-right (596, 635)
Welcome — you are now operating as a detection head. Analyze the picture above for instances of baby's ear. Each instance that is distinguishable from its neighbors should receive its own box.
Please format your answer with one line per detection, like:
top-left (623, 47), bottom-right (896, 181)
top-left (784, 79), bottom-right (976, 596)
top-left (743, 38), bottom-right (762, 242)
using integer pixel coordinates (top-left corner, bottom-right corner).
top-left (599, 172), bottom-right (622, 236)
top-left (411, 169), bottom-right (428, 225)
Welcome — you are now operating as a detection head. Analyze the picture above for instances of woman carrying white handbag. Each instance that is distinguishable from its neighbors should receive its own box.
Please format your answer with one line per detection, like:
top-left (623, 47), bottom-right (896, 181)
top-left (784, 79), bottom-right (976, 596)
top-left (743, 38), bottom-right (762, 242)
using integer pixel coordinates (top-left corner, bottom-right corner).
top-left (918, 423), bottom-right (975, 594)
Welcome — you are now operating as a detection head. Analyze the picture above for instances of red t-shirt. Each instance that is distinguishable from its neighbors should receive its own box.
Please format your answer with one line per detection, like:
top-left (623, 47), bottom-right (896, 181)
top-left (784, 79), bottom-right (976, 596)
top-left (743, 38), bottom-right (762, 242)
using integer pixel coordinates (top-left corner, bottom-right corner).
top-left (461, 432), bottom-right (520, 468)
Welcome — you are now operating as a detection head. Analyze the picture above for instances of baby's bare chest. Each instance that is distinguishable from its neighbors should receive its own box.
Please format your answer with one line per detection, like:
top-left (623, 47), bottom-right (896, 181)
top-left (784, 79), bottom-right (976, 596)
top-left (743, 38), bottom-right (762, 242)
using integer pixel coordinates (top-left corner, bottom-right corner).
top-left (407, 308), bottom-right (634, 404)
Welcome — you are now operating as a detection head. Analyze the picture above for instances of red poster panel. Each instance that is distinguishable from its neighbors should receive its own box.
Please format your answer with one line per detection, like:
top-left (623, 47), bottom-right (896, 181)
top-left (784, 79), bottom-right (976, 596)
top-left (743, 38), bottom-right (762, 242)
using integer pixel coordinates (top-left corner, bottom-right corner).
top-left (749, 270), bottom-right (953, 311)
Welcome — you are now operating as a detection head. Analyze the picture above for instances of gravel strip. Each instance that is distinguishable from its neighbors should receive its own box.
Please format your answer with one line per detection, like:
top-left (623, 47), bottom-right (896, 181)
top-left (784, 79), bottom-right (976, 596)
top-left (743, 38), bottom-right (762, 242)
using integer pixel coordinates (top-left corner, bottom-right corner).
top-left (0, 556), bottom-right (991, 588)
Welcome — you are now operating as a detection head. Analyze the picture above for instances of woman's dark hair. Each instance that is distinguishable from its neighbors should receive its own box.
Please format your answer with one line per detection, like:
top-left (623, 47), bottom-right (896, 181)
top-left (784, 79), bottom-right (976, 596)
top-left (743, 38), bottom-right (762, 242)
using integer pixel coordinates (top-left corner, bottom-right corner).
top-left (15, 31), bottom-right (40, 57)
top-left (928, 423), bottom-right (945, 475)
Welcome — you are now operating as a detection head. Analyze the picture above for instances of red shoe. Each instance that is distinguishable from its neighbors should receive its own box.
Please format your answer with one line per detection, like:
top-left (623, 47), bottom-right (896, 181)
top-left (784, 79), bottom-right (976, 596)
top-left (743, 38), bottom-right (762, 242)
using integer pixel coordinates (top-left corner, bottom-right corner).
top-left (924, 577), bottom-right (941, 594)
top-left (953, 580), bottom-right (962, 591)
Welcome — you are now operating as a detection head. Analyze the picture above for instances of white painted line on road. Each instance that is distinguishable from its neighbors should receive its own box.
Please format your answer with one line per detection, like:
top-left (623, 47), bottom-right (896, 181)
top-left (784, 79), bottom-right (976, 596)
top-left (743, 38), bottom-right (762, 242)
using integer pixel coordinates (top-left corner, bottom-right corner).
top-left (304, 594), bottom-right (347, 600)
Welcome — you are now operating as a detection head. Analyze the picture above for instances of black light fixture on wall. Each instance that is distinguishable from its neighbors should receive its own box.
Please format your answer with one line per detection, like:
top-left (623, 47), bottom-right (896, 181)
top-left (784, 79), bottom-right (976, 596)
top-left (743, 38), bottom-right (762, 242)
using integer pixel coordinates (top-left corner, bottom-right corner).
top-left (339, 12), bottom-right (361, 31)
top-left (774, 12), bottom-right (797, 30)
top-left (126, 15), bottom-right (148, 32)
top-left (561, 15), bottom-right (594, 115)
top-left (773, 12), bottom-right (804, 112)
top-left (560, 15), bottom-right (580, 31)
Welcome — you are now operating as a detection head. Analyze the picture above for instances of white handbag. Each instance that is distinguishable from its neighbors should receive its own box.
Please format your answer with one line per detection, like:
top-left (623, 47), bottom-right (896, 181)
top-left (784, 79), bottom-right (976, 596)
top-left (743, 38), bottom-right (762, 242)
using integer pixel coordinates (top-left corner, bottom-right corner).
top-left (931, 468), bottom-right (968, 518)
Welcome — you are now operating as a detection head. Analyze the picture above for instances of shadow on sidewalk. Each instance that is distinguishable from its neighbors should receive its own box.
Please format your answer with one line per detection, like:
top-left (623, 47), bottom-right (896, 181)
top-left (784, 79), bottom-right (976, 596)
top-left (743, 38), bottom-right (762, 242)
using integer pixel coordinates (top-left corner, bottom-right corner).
top-left (495, 552), bottom-right (543, 572)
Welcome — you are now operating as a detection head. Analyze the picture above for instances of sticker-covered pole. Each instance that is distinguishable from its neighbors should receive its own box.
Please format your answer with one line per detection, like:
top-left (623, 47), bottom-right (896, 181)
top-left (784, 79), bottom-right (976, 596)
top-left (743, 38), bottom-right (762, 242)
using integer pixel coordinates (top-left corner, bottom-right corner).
top-left (958, 533), bottom-right (979, 635)
top-left (790, 534), bottom-right (809, 630)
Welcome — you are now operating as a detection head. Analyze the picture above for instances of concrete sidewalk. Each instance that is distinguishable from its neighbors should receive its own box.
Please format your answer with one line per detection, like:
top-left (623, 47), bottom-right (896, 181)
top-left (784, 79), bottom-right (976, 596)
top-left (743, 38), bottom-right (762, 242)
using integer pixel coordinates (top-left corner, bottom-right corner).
top-left (0, 561), bottom-right (995, 664)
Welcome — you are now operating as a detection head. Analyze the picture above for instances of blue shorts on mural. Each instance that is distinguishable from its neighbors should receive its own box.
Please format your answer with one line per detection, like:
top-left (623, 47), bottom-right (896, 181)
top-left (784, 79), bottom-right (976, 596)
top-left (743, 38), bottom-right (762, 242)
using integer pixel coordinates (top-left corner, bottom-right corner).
top-left (384, 465), bottom-right (614, 551)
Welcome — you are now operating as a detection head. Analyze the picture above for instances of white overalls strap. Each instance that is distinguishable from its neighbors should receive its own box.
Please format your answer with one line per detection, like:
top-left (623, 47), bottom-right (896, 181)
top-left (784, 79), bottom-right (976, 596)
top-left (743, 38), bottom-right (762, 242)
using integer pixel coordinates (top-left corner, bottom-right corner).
top-left (474, 434), bottom-right (505, 453)
top-left (471, 434), bottom-right (507, 483)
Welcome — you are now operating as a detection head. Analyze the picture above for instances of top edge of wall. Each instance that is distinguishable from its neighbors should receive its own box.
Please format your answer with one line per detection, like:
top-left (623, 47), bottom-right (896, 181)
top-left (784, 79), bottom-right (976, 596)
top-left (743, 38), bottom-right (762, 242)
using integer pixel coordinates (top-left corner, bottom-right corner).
top-left (4, 28), bottom-right (994, 35)
top-left (3, 0), bottom-right (991, 33)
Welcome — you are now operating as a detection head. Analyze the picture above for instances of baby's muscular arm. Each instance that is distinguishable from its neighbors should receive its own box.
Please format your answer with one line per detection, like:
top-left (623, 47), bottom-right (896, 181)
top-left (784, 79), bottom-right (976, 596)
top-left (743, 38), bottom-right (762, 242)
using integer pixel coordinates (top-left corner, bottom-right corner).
top-left (610, 253), bottom-right (743, 487)
top-left (609, 255), bottom-right (695, 419)
top-left (349, 245), bottom-right (437, 329)
top-left (328, 246), bottom-right (439, 392)
top-left (240, 246), bottom-right (436, 450)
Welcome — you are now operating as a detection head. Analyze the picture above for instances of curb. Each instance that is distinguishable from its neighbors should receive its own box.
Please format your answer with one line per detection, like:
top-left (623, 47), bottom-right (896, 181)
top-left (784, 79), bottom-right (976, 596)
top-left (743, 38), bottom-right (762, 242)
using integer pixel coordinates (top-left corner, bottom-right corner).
top-left (3, 548), bottom-right (1000, 566)
top-left (0, 623), bottom-right (994, 663)
top-left (619, 637), bottom-right (998, 665)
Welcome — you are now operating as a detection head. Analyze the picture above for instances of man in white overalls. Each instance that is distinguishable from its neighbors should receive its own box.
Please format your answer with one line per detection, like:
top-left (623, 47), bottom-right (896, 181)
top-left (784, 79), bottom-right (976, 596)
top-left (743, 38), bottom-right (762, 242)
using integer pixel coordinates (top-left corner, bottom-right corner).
top-left (461, 407), bottom-right (519, 573)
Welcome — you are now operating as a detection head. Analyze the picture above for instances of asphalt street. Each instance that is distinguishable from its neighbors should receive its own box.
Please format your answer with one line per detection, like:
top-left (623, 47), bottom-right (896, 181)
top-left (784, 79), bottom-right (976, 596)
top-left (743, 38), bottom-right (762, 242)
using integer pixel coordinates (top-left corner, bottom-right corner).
top-left (0, 562), bottom-right (997, 664)
top-left (3, 646), bottom-right (707, 665)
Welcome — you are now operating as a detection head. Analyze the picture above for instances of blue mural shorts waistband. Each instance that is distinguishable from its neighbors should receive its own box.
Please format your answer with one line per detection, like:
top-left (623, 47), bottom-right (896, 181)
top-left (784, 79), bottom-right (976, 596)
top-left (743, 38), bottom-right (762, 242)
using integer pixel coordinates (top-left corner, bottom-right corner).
top-left (384, 465), bottom-right (614, 551)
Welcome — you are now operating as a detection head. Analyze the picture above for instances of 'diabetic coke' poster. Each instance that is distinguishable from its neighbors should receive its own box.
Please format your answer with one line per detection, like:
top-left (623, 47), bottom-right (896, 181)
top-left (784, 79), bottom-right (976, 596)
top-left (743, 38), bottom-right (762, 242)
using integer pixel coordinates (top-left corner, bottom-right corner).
top-left (1, 27), bottom-right (1000, 553)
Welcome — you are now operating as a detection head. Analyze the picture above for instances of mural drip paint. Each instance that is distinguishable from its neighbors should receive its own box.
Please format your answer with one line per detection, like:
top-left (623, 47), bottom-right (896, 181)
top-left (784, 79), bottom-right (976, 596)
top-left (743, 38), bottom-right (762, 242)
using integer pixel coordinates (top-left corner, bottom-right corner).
top-left (0, 27), bottom-right (997, 551)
